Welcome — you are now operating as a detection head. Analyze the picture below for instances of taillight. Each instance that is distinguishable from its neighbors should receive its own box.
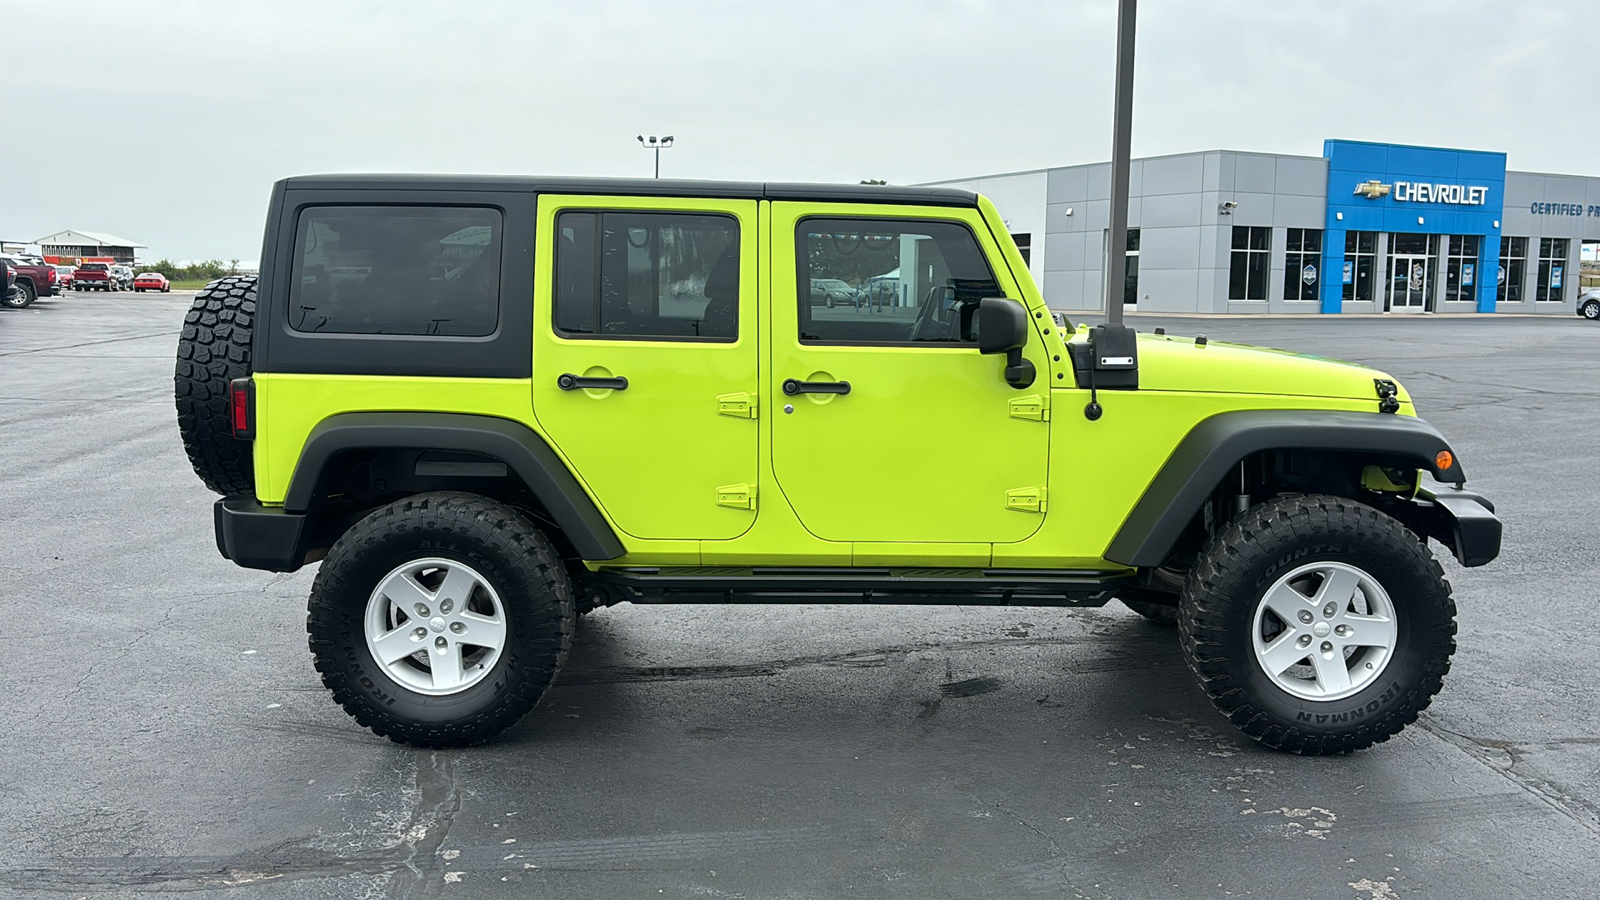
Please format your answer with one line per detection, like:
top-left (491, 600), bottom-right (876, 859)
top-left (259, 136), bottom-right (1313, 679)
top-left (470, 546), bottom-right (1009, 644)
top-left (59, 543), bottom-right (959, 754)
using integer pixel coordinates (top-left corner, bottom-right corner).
top-left (229, 377), bottom-right (254, 439)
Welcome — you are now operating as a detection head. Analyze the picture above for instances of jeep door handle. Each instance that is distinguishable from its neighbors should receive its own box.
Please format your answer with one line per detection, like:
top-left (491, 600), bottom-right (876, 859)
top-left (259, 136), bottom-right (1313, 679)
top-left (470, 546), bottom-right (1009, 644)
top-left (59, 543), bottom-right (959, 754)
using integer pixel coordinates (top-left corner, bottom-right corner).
top-left (557, 373), bottom-right (629, 391)
top-left (782, 378), bottom-right (850, 396)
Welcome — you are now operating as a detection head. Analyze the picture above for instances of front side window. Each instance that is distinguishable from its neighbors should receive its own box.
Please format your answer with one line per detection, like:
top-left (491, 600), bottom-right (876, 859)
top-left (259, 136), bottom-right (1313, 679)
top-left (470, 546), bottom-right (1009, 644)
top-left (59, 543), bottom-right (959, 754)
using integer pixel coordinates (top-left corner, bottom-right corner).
top-left (797, 218), bottom-right (999, 344)
top-left (291, 206), bottom-right (502, 336)
top-left (1228, 226), bottom-right (1270, 301)
top-left (1283, 228), bottom-right (1322, 301)
top-left (553, 211), bottom-right (738, 340)
top-left (1536, 237), bottom-right (1569, 302)
top-left (1498, 237), bottom-right (1527, 303)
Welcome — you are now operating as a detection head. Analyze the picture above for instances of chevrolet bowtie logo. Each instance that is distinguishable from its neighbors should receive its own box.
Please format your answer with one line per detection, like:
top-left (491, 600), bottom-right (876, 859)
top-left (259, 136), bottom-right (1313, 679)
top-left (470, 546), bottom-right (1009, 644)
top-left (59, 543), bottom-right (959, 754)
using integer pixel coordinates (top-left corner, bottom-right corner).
top-left (1354, 180), bottom-right (1392, 199)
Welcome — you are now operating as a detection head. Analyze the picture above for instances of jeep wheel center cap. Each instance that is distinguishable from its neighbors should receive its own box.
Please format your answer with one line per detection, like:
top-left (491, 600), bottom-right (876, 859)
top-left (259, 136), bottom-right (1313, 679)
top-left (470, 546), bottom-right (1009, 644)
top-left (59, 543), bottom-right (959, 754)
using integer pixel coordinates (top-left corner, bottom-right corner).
top-left (430, 617), bottom-right (447, 633)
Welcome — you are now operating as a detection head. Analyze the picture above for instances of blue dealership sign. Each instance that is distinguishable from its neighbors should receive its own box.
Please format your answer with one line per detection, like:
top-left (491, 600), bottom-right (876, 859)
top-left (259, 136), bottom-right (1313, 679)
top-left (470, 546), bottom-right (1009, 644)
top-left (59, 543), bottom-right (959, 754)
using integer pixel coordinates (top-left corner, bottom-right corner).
top-left (1322, 140), bottom-right (1506, 313)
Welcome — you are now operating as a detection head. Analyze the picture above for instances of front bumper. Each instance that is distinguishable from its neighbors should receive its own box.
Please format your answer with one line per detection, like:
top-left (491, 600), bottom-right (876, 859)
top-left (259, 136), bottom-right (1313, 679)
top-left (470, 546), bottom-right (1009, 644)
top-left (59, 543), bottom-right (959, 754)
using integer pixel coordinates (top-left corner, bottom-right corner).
top-left (1414, 474), bottom-right (1501, 567)
top-left (214, 498), bottom-right (310, 572)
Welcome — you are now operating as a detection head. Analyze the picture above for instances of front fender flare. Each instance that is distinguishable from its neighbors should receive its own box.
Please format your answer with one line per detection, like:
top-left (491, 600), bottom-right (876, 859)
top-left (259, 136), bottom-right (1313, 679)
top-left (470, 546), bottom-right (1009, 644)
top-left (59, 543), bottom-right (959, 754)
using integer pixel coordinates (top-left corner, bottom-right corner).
top-left (1104, 409), bottom-right (1462, 568)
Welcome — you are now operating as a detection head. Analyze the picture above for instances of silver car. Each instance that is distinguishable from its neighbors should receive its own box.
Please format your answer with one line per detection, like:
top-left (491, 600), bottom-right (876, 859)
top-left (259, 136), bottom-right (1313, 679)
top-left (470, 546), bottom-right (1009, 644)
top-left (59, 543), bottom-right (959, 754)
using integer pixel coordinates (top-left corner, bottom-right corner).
top-left (1579, 289), bottom-right (1600, 321)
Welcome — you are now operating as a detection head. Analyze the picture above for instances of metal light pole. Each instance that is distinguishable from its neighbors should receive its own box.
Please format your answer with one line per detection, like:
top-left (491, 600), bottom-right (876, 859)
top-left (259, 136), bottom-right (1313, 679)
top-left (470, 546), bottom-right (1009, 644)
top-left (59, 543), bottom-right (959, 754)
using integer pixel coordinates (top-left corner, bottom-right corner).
top-left (1104, 0), bottom-right (1136, 325)
top-left (636, 134), bottom-right (674, 178)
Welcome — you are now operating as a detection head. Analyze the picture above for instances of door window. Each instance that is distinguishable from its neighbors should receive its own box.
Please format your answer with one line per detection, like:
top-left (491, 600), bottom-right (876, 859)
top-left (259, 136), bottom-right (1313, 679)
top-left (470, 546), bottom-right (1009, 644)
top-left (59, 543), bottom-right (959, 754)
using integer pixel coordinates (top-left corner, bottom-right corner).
top-left (554, 211), bottom-right (739, 340)
top-left (795, 218), bottom-right (999, 345)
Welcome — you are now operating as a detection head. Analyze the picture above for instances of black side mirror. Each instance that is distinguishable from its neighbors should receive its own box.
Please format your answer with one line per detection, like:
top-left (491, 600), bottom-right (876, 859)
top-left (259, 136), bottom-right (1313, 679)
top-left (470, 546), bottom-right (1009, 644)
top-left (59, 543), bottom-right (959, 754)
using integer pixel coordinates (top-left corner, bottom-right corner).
top-left (977, 297), bottom-right (1036, 388)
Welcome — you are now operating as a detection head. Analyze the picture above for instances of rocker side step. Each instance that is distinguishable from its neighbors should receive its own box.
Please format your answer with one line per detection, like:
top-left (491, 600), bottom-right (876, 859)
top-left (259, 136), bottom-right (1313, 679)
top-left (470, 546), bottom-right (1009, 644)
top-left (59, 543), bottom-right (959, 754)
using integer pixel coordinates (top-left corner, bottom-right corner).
top-left (588, 566), bottom-right (1137, 607)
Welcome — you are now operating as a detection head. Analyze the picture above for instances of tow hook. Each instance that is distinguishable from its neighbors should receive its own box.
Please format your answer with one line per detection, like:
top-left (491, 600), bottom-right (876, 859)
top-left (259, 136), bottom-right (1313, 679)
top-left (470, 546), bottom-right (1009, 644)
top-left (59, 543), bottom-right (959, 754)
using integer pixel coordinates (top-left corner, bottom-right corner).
top-left (1373, 379), bottom-right (1400, 414)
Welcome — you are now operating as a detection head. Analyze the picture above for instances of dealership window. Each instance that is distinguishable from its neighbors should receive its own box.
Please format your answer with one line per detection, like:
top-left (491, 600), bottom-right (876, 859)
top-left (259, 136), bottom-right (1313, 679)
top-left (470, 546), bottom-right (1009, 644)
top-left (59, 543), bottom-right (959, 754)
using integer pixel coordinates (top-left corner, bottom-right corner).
top-left (1342, 231), bottom-right (1377, 304)
top-left (1535, 238), bottom-right (1569, 302)
top-left (1011, 233), bottom-right (1031, 267)
top-left (554, 211), bottom-right (740, 340)
top-left (1282, 228), bottom-right (1322, 301)
top-left (1123, 228), bottom-right (1140, 308)
top-left (1228, 226), bottom-right (1270, 301)
top-left (1443, 235), bottom-right (1481, 303)
top-left (1497, 237), bottom-right (1527, 303)
top-left (796, 218), bottom-right (998, 345)
top-left (290, 206), bottom-right (502, 336)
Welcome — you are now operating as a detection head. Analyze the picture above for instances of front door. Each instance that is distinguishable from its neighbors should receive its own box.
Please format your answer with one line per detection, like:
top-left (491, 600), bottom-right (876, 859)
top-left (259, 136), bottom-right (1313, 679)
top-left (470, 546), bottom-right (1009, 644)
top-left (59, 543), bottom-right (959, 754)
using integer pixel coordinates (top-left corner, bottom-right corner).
top-left (767, 203), bottom-right (1050, 544)
top-left (1388, 254), bottom-right (1429, 313)
top-left (531, 196), bottom-right (759, 540)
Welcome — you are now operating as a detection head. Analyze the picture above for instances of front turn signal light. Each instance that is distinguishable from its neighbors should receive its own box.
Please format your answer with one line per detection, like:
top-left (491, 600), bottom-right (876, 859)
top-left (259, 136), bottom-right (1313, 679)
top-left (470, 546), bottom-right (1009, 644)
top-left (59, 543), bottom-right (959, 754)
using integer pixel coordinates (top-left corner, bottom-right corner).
top-left (1435, 450), bottom-right (1454, 471)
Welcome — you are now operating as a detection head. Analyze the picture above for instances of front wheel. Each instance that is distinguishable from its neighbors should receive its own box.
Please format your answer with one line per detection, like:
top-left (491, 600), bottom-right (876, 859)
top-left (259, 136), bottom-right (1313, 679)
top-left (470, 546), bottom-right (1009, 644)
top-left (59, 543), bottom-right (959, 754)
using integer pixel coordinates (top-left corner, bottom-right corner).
top-left (307, 492), bottom-right (576, 747)
top-left (1582, 299), bottom-right (1600, 320)
top-left (1179, 494), bottom-right (1456, 754)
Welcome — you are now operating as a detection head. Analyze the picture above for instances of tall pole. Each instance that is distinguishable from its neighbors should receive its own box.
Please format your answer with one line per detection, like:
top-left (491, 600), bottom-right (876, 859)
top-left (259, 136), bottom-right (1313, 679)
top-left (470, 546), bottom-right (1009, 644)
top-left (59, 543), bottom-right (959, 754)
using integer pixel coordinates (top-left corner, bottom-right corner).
top-left (1105, 0), bottom-right (1136, 325)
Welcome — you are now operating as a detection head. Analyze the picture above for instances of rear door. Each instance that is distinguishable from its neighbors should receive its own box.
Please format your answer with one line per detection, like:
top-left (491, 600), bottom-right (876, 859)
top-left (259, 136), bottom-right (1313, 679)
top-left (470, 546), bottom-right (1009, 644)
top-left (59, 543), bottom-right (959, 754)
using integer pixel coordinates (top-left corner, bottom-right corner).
top-left (531, 195), bottom-right (760, 541)
top-left (768, 202), bottom-right (1050, 544)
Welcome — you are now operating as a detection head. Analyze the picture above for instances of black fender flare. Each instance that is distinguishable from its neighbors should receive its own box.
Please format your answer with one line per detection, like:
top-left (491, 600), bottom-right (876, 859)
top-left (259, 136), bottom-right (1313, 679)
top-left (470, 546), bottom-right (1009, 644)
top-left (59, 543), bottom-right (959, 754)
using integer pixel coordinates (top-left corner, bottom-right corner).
top-left (286, 411), bottom-right (625, 560)
top-left (1104, 409), bottom-right (1463, 568)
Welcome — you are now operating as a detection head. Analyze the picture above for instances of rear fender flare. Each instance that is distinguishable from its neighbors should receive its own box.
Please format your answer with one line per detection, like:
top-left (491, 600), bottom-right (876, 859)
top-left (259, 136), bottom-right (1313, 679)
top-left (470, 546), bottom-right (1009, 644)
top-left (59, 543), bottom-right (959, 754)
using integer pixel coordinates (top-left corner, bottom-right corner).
top-left (286, 411), bottom-right (625, 560)
top-left (1104, 409), bottom-right (1462, 568)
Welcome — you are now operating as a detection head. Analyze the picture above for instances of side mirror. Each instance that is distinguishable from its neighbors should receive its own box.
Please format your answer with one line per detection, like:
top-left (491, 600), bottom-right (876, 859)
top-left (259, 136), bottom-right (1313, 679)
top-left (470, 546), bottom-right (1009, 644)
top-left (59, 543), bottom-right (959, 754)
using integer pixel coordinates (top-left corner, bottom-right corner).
top-left (977, 297), bottom-right (1036, 388)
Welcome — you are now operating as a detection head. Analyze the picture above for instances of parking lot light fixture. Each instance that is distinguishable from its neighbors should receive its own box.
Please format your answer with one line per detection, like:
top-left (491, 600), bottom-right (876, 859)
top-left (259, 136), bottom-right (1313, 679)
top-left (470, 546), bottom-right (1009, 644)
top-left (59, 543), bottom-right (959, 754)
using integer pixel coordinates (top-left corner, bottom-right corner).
top-left (636, 134), bottom-right (676, 179)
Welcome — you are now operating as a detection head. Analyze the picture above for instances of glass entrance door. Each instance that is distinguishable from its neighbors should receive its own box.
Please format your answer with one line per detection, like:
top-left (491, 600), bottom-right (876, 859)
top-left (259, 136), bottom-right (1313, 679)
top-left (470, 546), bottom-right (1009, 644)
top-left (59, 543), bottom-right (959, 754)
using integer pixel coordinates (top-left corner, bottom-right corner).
top-left (1387, 254), bottom-right (1430, 313)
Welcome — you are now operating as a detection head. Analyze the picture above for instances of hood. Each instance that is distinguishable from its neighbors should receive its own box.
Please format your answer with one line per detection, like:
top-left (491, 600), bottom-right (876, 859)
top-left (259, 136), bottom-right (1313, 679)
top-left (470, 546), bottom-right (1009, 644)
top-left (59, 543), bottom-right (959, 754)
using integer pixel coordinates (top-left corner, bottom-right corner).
top-left (1117, 331), bottom-right (1412, 404)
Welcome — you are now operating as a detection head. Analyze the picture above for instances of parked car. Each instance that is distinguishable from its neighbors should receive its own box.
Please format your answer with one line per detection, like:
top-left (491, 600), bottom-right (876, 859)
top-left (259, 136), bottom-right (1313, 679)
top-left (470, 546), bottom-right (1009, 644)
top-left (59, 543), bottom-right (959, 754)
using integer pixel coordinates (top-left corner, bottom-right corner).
top-left (183, 173), bottom-right (1500, 754)
top-left (110, 265), bottom-right (135, 289)
top-left (73, 263), bottom-right (117, 291)
top-left (1, 253), bottom-right (59, 307)
top-left (1579, 289), bottom-right (1599, 321)
top-left (808, 277), bottom-right (857, 308)
top-left (54, 265), bottom-right (75, 291)
top-left (133, 272), bottom-right (171, 293)
top-left (2, 258), bottom-right (13, 307)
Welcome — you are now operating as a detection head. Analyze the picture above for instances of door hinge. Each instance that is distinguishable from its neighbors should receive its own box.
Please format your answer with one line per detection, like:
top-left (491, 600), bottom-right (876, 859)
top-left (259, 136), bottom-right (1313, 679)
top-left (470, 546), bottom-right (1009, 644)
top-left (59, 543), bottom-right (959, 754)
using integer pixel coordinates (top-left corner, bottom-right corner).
top-left (1005, 486), bottom-right (1048, 513)
top-left (1009, 394), bottom-right (1050, 421)
top-left (716, 483), bottom-right (757, 510)
top-left (716, 392), bottom-right (758, 419)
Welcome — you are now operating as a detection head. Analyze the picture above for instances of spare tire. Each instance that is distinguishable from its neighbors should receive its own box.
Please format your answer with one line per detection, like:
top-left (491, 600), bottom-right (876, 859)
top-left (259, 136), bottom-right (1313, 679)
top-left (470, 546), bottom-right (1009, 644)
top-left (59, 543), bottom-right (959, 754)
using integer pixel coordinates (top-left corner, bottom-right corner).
top-left (175, 276), bottom-right (257, 496)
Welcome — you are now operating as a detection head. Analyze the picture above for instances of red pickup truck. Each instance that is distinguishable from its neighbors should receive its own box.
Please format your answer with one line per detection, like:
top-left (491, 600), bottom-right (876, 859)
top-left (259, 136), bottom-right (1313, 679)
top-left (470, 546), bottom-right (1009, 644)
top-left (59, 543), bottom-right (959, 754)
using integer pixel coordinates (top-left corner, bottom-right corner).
top-left (73, 262), bottom-right (119, 292)
top-left (0, 254), bottom-right (59, 308)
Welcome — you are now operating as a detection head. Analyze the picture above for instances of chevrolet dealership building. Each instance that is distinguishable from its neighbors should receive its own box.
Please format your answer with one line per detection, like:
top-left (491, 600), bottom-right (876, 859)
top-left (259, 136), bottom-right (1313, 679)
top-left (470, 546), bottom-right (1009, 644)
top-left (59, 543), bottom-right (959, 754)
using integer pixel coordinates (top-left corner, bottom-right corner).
top-left (930, 140), bottom-right (1600, 315)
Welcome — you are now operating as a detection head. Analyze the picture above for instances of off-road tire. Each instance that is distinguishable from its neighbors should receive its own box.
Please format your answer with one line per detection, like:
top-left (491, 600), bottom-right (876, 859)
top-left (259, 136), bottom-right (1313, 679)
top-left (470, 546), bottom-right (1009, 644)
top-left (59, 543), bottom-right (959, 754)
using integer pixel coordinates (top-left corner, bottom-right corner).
top-left (307, 492), bottom-right (576, 748)
top-left (1179, 493), bottom-right (1456, 755)
top-left (174, 276), bottom-right (256, 496)
top-left (1120, 595), bottom-right (1178, 625)
top-left (2, 281), bottom-right (34, 309)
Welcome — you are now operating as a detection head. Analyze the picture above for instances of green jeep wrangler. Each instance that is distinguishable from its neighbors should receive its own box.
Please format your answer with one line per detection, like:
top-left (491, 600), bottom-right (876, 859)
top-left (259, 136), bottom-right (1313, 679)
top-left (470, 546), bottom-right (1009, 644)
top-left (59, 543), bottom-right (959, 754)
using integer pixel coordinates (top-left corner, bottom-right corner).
top-left (176, 175), bottom-right (1500, 754)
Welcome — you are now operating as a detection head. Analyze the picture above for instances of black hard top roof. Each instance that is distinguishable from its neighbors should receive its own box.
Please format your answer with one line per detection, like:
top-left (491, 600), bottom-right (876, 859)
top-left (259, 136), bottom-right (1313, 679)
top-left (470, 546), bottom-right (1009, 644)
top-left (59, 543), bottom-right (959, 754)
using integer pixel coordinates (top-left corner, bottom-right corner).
top-left (280, 174), bottom-right (978, 208)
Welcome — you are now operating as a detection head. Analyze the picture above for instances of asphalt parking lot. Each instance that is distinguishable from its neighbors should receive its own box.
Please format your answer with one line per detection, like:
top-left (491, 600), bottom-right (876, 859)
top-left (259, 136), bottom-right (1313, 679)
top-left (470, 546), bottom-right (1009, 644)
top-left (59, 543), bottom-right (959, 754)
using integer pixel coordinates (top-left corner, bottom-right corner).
top-left (2, 291), bottom-right (1598, 899)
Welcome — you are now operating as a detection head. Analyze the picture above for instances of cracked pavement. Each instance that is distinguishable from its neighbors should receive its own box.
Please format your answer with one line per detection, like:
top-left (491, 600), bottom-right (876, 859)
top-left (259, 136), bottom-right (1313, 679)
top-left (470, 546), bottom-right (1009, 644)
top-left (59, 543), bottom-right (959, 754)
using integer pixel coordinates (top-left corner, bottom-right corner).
top-left (1, 294), bottom-right (1596, 898)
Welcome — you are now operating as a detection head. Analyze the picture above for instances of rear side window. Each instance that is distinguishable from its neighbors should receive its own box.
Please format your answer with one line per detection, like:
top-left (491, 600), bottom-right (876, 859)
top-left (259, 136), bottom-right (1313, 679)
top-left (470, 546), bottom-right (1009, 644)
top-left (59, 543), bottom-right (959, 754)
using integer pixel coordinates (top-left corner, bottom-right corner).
top-left (796, 218), bottom-right (999, 345)
top-left (290, 206), bottom-right (503, 336)
top-left (553, 210), bottom-right (738, 341)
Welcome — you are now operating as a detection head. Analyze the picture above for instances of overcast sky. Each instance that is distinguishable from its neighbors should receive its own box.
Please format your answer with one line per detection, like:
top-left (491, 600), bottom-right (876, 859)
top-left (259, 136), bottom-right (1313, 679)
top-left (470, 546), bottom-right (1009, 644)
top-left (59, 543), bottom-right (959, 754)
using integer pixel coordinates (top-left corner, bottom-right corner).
top-left (3, 0), bottom-right (1592, 263)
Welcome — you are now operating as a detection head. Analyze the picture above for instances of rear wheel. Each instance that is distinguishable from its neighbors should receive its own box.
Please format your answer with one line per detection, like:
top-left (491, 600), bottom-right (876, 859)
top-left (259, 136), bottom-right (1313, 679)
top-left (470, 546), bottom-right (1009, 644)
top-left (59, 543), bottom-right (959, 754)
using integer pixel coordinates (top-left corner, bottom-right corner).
top-left (1180, 494), bottom-right (1455, 755)
top-left (307, 492), bottom-right (576, 747)
top-left (1582, 299), bottom-right (1600, 320)
top-left (2, 282), bottom-right (34, 308)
